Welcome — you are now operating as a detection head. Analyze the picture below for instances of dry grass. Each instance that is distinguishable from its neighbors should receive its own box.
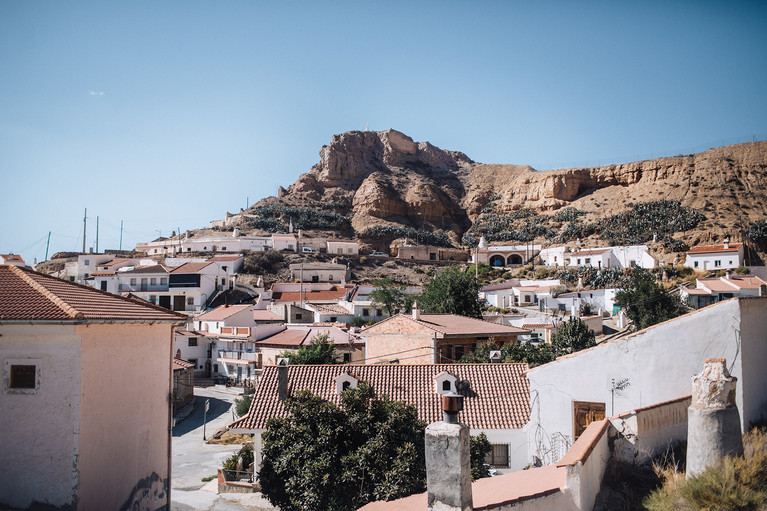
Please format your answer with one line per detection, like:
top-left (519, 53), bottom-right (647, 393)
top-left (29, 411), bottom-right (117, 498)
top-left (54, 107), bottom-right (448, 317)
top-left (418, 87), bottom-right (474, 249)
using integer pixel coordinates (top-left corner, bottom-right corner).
top-left (207, 430), bottom-right (253, 445)
top-left (644, 428), bottom-right (767, 511)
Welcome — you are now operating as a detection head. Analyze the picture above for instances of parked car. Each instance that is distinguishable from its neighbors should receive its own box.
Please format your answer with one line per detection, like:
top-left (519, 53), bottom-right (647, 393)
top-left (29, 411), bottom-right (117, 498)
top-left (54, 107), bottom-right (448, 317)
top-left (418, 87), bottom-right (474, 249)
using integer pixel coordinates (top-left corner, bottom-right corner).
top-left (370, 252), bottom-right (388, 257)
top-left (301, 247), bottom-right (316, 253)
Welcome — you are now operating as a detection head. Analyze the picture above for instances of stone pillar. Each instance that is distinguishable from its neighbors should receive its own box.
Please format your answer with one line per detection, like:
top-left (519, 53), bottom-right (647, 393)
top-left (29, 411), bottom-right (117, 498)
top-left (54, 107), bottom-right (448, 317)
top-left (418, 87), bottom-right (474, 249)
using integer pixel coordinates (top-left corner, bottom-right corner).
top-left (686, 358), bottom-right (744, 478)
top-left (425, 421), bottom-right (473, 511)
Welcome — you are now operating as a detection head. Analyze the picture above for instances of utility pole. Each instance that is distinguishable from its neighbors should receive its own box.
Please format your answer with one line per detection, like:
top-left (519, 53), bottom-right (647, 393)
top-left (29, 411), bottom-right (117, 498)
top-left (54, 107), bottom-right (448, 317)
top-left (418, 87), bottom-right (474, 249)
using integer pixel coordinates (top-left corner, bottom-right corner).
top-left (44, 231), bottom-right (51, 261)
top-left (82, 208), bottom-right (87, 253)
top-left (119, 220), bottom-right (123, 251)
top-left (95, 216), bottom-right (99, 253)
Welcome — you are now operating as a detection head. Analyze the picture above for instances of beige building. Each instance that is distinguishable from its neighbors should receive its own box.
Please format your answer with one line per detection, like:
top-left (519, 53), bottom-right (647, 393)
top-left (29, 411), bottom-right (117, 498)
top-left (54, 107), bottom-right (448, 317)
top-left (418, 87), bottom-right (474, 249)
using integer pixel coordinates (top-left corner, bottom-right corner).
top-left (0, 266), bottom-right (184, 510)
top-left (362, 307), bottom-right (529, 364)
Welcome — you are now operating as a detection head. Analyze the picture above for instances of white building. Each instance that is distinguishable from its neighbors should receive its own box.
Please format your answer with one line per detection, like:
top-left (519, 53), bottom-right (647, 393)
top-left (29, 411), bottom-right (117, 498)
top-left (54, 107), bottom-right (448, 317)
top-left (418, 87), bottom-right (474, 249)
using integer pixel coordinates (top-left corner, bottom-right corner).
top-left (289, 262), bottom-right (350, 284)
top-left (525, 296), bottom-right (767, 465)
top-left (539, 245), bottom-right (655, 269)
top-left (684, 241), bottom-right (745, 271)
top-left (681, 274), bottom-right (767, 308)
top-left (326, 240), bottom-right (359, 255)
top-left (472, 241), bottom-right (542, 268)
top-left (0, 266), bottom-right (184, 510)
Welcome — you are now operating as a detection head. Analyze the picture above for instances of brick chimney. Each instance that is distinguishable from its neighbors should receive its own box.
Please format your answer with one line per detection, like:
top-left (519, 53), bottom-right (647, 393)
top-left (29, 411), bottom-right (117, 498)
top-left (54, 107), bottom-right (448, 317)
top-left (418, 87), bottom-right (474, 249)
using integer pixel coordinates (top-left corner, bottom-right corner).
top-left (686, 358), bottom-right (744, 478)
top-left (425, 392), bottom-right (473, 511)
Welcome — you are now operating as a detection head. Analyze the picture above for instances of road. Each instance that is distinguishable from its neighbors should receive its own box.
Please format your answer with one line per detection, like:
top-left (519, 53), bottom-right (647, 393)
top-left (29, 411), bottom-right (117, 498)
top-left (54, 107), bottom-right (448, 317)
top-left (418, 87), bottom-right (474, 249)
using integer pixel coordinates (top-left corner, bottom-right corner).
top-left (171, 387), bottom-right (276, 511)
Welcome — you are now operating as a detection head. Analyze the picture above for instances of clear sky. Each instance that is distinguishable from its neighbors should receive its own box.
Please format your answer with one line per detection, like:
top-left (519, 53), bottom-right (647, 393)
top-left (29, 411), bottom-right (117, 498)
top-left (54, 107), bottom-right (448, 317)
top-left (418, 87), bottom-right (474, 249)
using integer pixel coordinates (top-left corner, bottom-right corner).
top-left (1, 1), bottom-right (766, 264)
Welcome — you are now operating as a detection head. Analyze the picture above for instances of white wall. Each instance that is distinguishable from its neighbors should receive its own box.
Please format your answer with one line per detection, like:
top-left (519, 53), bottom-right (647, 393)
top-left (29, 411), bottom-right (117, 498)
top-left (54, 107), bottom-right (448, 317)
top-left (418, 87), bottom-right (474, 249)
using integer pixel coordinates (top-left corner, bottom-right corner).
top-left (0, 324), bottom-right (81, 509)
top-left (526, 297), bottom-right (767, 466)
top-left (475, 428), bottom-right (529, 472)
top-left (685, 249), bottom-right (743, 270)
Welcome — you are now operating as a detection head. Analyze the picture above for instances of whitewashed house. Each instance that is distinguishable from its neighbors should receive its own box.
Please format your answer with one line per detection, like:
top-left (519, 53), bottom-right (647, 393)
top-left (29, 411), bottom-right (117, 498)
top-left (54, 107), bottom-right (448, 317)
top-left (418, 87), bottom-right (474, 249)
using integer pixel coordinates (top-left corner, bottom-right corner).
top-left (684, 240), bottom-right (744, 271)
top-left (681, 274), bottom-right (767, 308)
top-left (289, 262), bottom-right (350, 284)
top-left (525, 296), bottom-right (767, 465)
top-left (230, 364), bottom-right (532, 473)
top-left (326, 240), bottom-right (359, 255)
top-left (0, 266), bottom-right (184, 510)
top-left (473, 242), bottom-right (542, 268)
top-left (272, 234), bottom-right (297, 252)
top-left (540, 245), bottom-right (655, 269)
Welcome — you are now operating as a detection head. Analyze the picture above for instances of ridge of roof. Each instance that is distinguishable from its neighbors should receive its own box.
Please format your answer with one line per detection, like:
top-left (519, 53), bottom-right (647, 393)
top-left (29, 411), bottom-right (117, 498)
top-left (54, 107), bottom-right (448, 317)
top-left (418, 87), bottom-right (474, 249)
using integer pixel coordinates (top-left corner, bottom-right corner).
top-left (10, 266), bottom-right (83, 320)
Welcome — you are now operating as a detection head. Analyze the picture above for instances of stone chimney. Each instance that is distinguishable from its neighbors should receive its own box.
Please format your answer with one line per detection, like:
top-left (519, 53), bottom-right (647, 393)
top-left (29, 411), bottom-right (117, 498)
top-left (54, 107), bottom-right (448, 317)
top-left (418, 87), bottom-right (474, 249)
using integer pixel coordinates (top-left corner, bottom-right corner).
top-left (412, 300), bottom-right (420, 321)
top-left (686, 358), bottom-right (744, 478)
top-left (425, 392), bottom-right (473, 511)
top-left (277, 358), bottom-right (289, 401)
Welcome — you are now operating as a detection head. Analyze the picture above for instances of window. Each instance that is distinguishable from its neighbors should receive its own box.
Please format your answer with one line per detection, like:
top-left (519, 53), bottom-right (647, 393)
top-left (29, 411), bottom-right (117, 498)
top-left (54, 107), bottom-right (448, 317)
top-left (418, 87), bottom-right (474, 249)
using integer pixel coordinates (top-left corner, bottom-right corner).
top-left (694, 261), bottom-right (699, 268)
top-left (330, 316), bottom-right (337, 322)
top-left (151, 278), bottom-right (156, 285)
top-left (485, 444), bottom-right (509, 468)
top-left (343, 353), bottom-right (351, 363)
top-left (100, 281), bottom-right (107, 291)
top-left (84, 259), bottom-right (90, 266)
top-left (715, 260), bottom-right (722, 267)
top-left (5, 359), bottom-right (40, 394)
top-left (577, 258), bottom-right (581, 265)
top-left (149, 295), bottom-right (156, 304)
top-left (442, 380), bottom-right (451, 391)
top-left (362, 308), bottom-right (369, 316)
top-left (187, 248), bottom-right (191, 252)
top-left (187, 297), bottom-right (194, 305)
top-left (222, 247), bottom-right (226, 251)
top-left (585, 258), bottom-right (591, 264)
top-left (130, 278), bottom-right (137, 285)
top-left (188, 337), bottom-right (198, 347)
top-left (342, 381), bottom-right (351, 391)
top-left (295, 313), bottom-right (303, 320)
top-left (161, 278), bottom-right (168, 285)
top-left (376, 309), bottom-right (382, 316)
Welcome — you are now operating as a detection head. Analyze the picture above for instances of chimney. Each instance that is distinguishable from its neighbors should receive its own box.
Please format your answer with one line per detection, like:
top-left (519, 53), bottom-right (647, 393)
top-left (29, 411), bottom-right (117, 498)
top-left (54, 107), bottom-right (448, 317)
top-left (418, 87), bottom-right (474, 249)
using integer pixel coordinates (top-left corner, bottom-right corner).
top-left (723, 238), bottom-right (730, 249)
top-left (686, 358), bottom-right (743, 478)
top-left (725, 269), bottom-right (733, 280)
top-left (425, 392), bottom-right (473, 511)
top-left (412, 300), bottom-right (420, 321)
top-left (175, 349), bottom-right (181, 359)
top-left (277, 358), bottom-right (289, 401)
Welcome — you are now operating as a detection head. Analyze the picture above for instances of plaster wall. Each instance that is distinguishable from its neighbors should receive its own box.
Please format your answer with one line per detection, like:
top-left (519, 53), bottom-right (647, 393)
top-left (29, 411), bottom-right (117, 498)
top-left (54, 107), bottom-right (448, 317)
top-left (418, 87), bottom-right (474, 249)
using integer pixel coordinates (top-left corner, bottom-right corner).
top-left (76, 322), bottom-right (174, 511)
top-left (736, 298), bottom-right (767, 428)
top-left (492, 490), bottom-right (573, 511)
top-left (0, 324), bottom-right (81, 509)
top-left (685, 249), bottom-right (743, 270)
top-left (474, 428), bottom-right (529, 472)
top-left (526, 298), bottom-right (756, 465)
top-left (363, 316), bottom-right (437, 364)
top-left (564, 426), bottom-right (610, 511)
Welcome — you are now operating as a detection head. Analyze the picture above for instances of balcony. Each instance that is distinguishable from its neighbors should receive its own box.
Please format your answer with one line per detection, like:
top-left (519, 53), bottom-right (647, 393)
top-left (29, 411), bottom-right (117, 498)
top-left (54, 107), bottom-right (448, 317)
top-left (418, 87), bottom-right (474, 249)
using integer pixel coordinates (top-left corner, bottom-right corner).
top-left (118, 284), bottom-right (169, 292)
top-left (217, 350), bottom-right (262, 368)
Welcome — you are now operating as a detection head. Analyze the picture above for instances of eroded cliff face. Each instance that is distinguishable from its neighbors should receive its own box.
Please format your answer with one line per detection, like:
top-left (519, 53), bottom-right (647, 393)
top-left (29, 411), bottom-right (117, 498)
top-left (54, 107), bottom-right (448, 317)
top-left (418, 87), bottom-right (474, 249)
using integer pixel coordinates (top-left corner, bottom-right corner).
top-left (269, 129), bottom-right (767, 248)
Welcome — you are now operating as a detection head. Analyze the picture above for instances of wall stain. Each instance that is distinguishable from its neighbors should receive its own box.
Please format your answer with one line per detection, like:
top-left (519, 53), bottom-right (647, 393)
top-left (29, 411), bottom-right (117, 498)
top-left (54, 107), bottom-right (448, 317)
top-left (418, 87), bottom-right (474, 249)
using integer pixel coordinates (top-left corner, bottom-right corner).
top-left (119, 472), bottom-right (168, 511)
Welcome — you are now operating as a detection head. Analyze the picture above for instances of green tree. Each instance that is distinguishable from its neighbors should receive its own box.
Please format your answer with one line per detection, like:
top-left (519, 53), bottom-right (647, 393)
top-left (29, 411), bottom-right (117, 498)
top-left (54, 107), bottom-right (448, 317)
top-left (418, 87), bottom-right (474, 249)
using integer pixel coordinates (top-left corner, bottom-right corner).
top-left (615, 268), bottom-right (689, 331)
top-left (457, 339), bottom-right (556, 368)
top-left (470, 432), bottom-right (493, 480)
top-left (418, 266), bottom-right (483, 319)
top-left (234, 393), bottom-right (253, 417)
top-left (551, 317), bottom-right (596, 356)
top-left (280, 333), bottom-right (337, 365)
top-left (258, 383), bottom-right (427, 511)
top-left (369, 277), bottom-right (407, 316)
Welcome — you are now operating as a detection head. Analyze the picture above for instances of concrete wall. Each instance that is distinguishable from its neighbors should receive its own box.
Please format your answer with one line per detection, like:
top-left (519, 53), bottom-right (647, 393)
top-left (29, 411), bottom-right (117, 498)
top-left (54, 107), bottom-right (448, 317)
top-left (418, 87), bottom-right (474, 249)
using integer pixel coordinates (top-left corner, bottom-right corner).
top-left (561, 422), bottom-right (610, 511)
top-left (685, 248), bottom-right (743, 270)
top-left (77, 322), bottom-right (174, 511)
top-left (0, 324), bottom-right (81, 509)
top-left (526, 297), bottom-right (767, 466)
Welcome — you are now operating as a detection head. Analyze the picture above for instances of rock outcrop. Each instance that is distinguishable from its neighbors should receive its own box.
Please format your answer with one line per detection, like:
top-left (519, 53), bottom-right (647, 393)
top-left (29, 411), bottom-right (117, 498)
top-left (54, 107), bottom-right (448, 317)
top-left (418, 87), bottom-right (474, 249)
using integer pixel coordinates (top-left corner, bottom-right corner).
top-left (255, 129), bottom-right (767, 251)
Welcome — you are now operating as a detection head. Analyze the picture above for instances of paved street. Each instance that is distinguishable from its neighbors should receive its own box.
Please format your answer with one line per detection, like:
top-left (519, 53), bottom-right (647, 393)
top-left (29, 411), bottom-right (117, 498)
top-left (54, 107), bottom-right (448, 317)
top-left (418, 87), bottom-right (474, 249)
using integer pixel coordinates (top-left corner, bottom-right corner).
top-left (171, 387), bottom-right (276, 511)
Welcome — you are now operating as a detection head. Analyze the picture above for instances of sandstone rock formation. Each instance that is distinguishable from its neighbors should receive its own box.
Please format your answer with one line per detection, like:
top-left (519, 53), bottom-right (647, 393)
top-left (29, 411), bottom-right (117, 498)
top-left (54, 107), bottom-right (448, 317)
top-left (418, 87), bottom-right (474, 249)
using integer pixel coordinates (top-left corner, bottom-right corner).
top-left (254, 129), bottom-right (767, 254)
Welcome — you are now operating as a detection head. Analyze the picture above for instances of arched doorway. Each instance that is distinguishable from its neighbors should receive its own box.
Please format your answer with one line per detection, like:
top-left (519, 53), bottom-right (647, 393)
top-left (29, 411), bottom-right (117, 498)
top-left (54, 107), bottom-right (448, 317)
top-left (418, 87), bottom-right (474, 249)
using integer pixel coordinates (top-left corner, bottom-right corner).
top-left (508, 254), bottom-right (523, 265)
top-left (489, 255), bottom-right (506, 267)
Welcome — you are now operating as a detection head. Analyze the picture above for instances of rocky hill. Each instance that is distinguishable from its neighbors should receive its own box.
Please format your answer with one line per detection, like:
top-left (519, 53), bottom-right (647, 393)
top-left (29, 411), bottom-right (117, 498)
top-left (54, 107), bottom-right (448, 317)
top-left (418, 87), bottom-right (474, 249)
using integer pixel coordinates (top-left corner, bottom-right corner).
top-left (237, 129), bottom-right (767, 262)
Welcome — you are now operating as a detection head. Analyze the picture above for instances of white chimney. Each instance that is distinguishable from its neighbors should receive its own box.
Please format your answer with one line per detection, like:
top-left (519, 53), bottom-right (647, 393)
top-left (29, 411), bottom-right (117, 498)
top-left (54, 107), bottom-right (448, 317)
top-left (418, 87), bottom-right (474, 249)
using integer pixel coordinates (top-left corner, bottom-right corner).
top-left (412, 300), bottom-right (420, 321)
top-left (723, 238), bottom-right (730, 249)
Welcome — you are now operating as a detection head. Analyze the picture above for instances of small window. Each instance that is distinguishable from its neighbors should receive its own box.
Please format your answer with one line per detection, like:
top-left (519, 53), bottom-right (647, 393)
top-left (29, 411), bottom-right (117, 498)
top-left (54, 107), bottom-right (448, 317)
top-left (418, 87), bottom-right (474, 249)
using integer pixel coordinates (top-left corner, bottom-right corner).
top-left (485, 444), bottom-right (509, 468)
top-left (5, 359), bottom-right (40, 394)
top-left (130, 278), bottom-right (137, 285)
top-left (187, 297), bottom-right (194, 305)
top-left (151, 278), bottom-right (157, 285)
top-left (187, 248), bottom-right (191, 252)
top-left (295, 313), bottom-right (303, 320)
top-left (342, 381), bottom-right (351, 391)
top-left (149, 295), bottom-right (156, 304)
top-left (715, 260), bottom-right (722, 267)
top-left (577, 258), bottom-right (581, 264)
top-left (442, 380), bottom-right (451, 391)
top-left (188, 337), bottom-right (198, 347)
top-left (376, 309), bottom-right (382, 316)
top-left (161, 278), bottom-right (168, 285)
top-left (84, 259), bottom-right (90, 266)
top-left (585, 258), bottom-right (591, 264)
top-left (10, 365), bottom-right (36, 389)
top-left (330, 316), bottom-right (337, 322)
top-left (362, 308), bottom-right (369, 316)
top-left (343, 353), bottom-right (351, 363)
top-left (694, 261), bottom-right (699, 268)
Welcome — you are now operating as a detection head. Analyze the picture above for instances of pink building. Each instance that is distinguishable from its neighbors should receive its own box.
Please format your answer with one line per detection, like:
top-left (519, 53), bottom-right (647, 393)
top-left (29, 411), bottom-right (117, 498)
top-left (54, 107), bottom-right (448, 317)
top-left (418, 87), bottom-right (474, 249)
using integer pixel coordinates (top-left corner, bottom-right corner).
top-left (0, 266), bottom-right (184, 510)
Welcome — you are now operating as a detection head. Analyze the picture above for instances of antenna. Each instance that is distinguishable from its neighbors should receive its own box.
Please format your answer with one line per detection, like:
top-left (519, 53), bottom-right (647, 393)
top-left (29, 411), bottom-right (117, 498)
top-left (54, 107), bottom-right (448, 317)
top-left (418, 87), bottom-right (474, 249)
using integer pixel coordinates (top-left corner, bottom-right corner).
top-left (44, 231), bottom-right (51, 261)
top-left (119, 220), bottom-right (123, 251)
top-left (95, 216), bottom-right (99, 253)
top-left (82, 208), bottom-right (87, 253)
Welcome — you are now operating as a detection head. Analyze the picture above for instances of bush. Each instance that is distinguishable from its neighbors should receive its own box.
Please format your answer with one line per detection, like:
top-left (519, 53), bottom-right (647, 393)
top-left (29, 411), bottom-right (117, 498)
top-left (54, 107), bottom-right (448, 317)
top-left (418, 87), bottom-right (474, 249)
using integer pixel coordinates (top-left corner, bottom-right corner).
top-left (235, 394), bottom-right (253, 417)
top-left (242, 250), bottom-right (284, 275)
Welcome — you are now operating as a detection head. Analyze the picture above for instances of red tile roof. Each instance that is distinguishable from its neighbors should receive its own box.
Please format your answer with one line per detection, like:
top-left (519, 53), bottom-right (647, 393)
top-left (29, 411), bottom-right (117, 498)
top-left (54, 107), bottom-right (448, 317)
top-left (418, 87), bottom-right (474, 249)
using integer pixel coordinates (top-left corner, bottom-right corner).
top-left (121, 264), bottom-right (170, 275)
top-left (254, 326), bottom-right (361, 348)
top-left (229, 363), bottom-right (530, 431)
top-left (171, 261), bottom-right (213, 273)
top-left (173, 357), bottom-right (195, 371)
top-left (253, 309), bottom-right (283, 321)
top-left (359, 464), bottom-right (566, 511)
top-left (271, 289), bottom-right (350, 303)
top-left (1, 254), bottom-right (25, 262)
top-left (480, 280), bottom-right (518, 292)
top-left (0, 266), bottom-right (185, 322)
top-left (196, 304), bottom-right (251, 321)
top-left (687, 243), bottom-right (742, 254)
top-left (368, 313), bottom-right (529, 337)
top-left (570, 248), bottom-right (611, 256)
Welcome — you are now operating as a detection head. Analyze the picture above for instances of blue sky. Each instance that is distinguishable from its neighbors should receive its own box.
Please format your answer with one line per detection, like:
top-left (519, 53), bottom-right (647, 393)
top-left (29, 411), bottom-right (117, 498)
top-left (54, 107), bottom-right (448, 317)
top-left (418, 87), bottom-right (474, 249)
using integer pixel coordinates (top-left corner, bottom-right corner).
top-left (1, 1), bottom-right (766, 264)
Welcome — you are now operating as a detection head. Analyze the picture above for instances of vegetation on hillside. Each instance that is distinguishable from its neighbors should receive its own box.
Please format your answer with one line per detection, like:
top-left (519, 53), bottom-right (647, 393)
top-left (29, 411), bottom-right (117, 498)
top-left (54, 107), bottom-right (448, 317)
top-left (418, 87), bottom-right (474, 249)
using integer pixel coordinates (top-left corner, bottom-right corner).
top-left (362, 225), bottom-right (452, 247)
top-left (243, 203), bottom-right (351, 232)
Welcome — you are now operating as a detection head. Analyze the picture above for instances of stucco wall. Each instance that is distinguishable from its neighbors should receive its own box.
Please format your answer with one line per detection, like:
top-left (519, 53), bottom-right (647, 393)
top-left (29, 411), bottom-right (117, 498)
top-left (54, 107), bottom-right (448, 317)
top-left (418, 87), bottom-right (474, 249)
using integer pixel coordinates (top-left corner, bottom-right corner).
top-left (0, 324), bottom-right (81, 509)
top-left (526, 298), bottom-right (762, 465)
top-left (76, 322), bottom-right (174, 511)
top-left (737, 297), bottom-right (767, 428)
top-left (363, 316), bottom-right (436, 364)
top-left (475, 428), bottom-right (529, 472)
top-left (564, 424), bottom-right (610, 511)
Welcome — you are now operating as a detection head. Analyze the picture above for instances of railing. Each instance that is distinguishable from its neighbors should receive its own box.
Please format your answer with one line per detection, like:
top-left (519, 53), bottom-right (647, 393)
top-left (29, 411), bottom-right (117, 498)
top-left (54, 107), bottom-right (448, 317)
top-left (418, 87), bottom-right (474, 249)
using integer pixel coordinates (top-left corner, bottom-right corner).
top-left (118, 284), bottom-right (169, 292)
top-left (218, 351), bottom-right (258, 361)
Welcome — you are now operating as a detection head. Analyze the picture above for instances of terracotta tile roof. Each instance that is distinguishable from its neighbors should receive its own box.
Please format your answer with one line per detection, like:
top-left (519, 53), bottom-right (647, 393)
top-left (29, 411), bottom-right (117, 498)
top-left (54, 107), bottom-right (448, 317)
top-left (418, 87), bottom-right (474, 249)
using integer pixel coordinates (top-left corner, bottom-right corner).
top-left (208, 255), bottom-right (243, 262)
top-left (402, 314), bottom-right (529, 336)
top-left (698, 278), bottom-right (740, 292)
top-left (254, 326), bottom-right (360, 348)
top-left (229, 363), bottom-right (530, 431)
top-left (305, 303), bottom-right (353, 315)
top-left (480, 280), bottom-right (518, 292)
top-left (1, 254), bottom-right (25, 262)
top-left (726, 275), bottom-right (767, 289)
top-left (271, 289), bottom-right (350, 303)
top-left (253, 309), bottom-right (283, 321)
top-left (254, 329), bottom-right (307, 347)
top-left (121, 264), bottom-right (170, 275)
top-left (89, 271), bottom-right (116, 276)
top-left (173, 357), bottom-right (195, 371)
top-left (171, 261), bottom-right (213, 273)
top-left (0, 266), bottom-right (185, 322)
top-left (557, 419), bottom-right (608, 467)
top-left (196, 304), bottom-right (251, 321)
top-left (687, 243), bottom-right (742, 254)
top-left (359, 464), bottom-right (566, 511)
top-left (272, 234), bottom-right (296, 241)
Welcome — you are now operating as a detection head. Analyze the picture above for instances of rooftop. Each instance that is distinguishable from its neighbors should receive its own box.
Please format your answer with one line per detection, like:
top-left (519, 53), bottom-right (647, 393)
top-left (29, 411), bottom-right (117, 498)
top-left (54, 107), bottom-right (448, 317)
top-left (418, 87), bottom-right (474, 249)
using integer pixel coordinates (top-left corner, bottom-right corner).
top-left (0, 266), bottom-right (184, 322)
top-left (367, 313), bottom-right (529, 337)
top-left (230, 363), bottom-right (530, 431)
top-left (687, 242), bottom-right (743, 254)
top-left (196, 304), bottom-right (252, 321)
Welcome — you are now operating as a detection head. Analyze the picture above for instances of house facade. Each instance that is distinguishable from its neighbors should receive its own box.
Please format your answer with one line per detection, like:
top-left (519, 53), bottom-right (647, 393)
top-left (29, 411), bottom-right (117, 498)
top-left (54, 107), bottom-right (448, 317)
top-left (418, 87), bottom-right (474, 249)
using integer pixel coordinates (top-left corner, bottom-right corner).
top-left (684, 241), bottom-right (744, 270)
top-left (229, 364), bottom-right (531, 473)
top-left (326, 240), bottom-right (359, 255)
top-left (525, 297), bottom-right (767, 465)
top-left (288, 262), bottom-right (350, 283)
top-left (361, 308), bottom-right (528, 364)
top-left (473, 244), bottom-right (541, 268)
top-left (253, 326), bottom-right (364, 366)
top-left (0, 266), bottom-right (183, 510)
top-left (539, 245), bottom-right (655, 269)
top-left (681, 274), bottom-right (767, 308)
